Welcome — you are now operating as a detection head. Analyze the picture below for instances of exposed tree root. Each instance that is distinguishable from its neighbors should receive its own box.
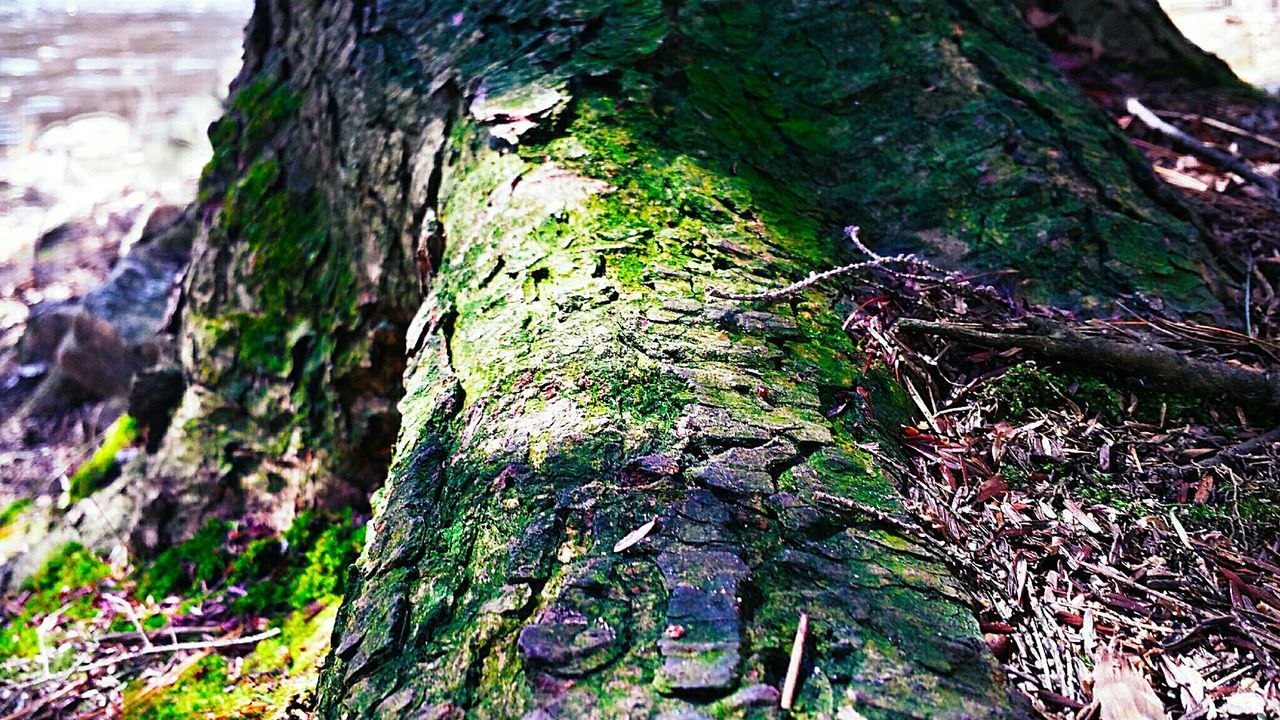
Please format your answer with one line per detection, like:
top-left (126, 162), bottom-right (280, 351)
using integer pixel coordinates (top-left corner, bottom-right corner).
top-left (896, 317), bottom-right (1280, 412)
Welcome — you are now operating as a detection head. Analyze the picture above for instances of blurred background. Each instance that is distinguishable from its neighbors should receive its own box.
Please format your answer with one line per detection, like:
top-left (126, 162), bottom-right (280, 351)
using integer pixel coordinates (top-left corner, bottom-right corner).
top-left (0, 0), bottom-right (252, 340)
top-left (0, 0), bottom-right (251, 498)
top-left (1161, 0), bottom-right (1280, 93)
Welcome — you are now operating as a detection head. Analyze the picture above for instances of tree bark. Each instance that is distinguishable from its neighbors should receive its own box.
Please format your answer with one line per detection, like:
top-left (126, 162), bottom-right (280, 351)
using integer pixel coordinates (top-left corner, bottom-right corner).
top-left (127, 0), bottom-right (1236, 716)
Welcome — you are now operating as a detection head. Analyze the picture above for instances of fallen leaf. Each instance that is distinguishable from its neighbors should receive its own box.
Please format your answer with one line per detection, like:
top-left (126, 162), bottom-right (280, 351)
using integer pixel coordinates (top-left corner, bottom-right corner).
top-left (975, 475), bottom-right (1008, 503)
top-left (613, 517), bottom-right (658, 553)
top-left (1193, 475), bottom-right (1213, 505)
top-left (1220, 691), bottom-right (1266, 716)
top-left (1092, 647), bottom-right (1168, 720)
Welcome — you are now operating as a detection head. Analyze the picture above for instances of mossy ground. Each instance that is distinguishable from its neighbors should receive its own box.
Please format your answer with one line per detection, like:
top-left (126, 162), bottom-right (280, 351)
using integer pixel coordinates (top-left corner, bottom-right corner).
top-left (137, 510), bottom-right (364, 613)
top-left (0, 499), bottom-right (32, 536)
top-left (121, 604), bottom-right (339, 720)
top-left (0, 543), bottom-right (110, 662)
top-left (0, 511), bottom-right (365, 717)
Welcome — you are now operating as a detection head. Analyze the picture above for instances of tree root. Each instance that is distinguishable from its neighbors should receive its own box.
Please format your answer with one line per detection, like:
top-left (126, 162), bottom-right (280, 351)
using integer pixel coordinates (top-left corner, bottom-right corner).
top-left (895, 317), bottom-right (1280, 412)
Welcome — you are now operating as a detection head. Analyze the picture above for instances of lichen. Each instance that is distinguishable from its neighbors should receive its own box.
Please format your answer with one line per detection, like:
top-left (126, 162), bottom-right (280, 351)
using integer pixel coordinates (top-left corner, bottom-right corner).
top-left (0, 498), bottom-right (32, 535)
top-left (136, 519), bottom-right (231, 600)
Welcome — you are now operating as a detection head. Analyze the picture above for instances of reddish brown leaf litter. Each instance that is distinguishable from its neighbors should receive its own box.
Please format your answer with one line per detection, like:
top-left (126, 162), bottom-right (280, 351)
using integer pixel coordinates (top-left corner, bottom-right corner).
top-left (832, 250), bottom-right (1280, 717)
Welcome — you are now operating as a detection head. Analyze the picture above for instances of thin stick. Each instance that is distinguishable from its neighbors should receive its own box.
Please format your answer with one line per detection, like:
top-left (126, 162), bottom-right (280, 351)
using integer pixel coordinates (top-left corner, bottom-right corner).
top-left (709, 255), bottom-right (919, 302)
top-left (1126, 97), bottom-right (1278, 198)
top-left (1245, 255), bottom-right (1255, 339)
top-left (5, 628), bottom-right (281, 691)
top-left (781, 612), bottom-right (809, 710)
top-left (1152, 109), bottom-right (1280, 151)
top-left (812, 491), bottom-right (923, 534)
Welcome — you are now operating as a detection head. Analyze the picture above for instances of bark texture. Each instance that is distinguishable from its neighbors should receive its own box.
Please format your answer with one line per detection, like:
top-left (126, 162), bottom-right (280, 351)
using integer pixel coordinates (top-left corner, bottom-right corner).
top-left (132, 0), bottom-right (1234, 716)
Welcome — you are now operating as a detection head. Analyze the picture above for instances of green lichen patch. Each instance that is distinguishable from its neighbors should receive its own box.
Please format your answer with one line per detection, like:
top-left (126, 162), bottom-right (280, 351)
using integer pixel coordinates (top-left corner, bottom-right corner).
top-left (983, 362), bottom-right (1126, 423)
top-left (0, 498), bottom-right (32, 535)
top-left (198, 67), bottom-right (303, 202)
top-left (229, 510), bottom-right (366, 614)
top-left (136, 519), bottom-right (232, 600)
top-left (137, 511), bottom-right (365, 611)
top-left (68, 415), bottom-right (140, 502)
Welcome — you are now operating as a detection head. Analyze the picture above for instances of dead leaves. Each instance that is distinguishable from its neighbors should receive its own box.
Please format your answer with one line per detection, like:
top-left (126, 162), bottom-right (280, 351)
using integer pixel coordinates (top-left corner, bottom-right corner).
top-left (1092, 648), bottom-right (1168, 720)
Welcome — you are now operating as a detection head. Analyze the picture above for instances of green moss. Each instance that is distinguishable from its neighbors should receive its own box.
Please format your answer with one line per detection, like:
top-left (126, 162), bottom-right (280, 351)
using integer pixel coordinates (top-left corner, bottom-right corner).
top-left (125, 654), bottom-right (232, 720)
top-left (1076, 473), bottom-right (1280, 537)
top-left (0, 543), bottom-right (110, 659)
top-left (135, 510), bottom-right (365, 612)
top-left (584, 362), bottom-right (693, 428)
top-left (198, 66), bottom-right (301, 204)
top-left (983, 362), bottom-right (1124, 422)
top-left (0, 498), bottom-right (32, 533)
top-left (68, 415), bottom-right (139, 502)
top-left (136, 519), bottom-right (231, 600)
top-left (229, 510), bottom-right (365, 614)
top-left (122, 601), bottom-right (339, 720)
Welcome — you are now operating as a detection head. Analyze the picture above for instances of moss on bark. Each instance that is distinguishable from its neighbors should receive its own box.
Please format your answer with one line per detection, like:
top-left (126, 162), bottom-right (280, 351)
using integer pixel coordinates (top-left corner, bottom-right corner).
top-left (146, 0), bottom-right (1236, 716)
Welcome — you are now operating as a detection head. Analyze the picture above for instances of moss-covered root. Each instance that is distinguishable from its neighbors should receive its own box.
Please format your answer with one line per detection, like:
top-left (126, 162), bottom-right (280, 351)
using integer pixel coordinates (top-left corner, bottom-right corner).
top-left (183, 0), bottom-right (1239, 716)
top-left (147, 0), bottom-right (1231, 555)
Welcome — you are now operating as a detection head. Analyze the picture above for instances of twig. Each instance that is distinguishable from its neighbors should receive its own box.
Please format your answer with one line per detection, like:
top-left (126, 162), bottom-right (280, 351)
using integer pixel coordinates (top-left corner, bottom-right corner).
top-left (1126, 97), bottom-right (1279, 200)
top-left (781, 612), bottom-right (808, 710)
top-left (101, 594), bottom-right (152, 649)
top-left (1151, 109), bottom-right (1280, 151)
top-left (895, 317), bottom-right (1280, 412)
top-left (711, 226), bottom-right (956, 302)
top-left (94, 624), bottom-right (225, 645)
top-left (811, 490), bottom-right (924, 534)
top-left (4, 628), bottom-right (281, 691)
top-left (0, 677), bottom-right (87, 720)
top-left (709, 254), bottom-right (920, 302)
top-left (1245, 255), bottom-right (1255, 339)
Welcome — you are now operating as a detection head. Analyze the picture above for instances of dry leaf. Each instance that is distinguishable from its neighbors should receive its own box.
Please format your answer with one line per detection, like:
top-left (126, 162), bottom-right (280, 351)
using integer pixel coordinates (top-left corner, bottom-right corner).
top-left (1168, 511), bottom-right (1192, 549)
top-left (1193, 475), bottom-right (1213, 505)
top-left (1092, 648), bottom-right (1168, 720)
top-left (613, 517), bottom-right (657, 553)
top-left (1220, 691), bottom-right (1266, 716)
top-left (975, 475), bottom-right (1008, 503)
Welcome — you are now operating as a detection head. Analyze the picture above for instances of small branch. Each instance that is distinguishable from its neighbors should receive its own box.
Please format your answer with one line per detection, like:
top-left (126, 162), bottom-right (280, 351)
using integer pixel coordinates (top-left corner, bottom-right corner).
top-left (1126, 97), bottom-right (1278, 199)
top-left (1152, 109), bottom-right (1280, 151)
top-left (781, 612), bottom-right (809, 710)
top-left (895, 318), bottom-right (1280, 412)
top-left (1245, 255), bottom-right (1255, 339)
top-left (711, 227), bottom-right (956, 302)
top-left (710, 255), bottom-right (918, 302)
top-left (94, 625), bottom-right (226, 645)
top-left (812, 490), bottom-right (924, 535)
top-left (4, 628), bottom-right (281, 691)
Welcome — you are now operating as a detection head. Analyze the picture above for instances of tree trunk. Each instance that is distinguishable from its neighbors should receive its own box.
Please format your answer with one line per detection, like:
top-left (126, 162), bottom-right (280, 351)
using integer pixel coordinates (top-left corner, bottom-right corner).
top-left (129, 0), bottom-right (1233, 716)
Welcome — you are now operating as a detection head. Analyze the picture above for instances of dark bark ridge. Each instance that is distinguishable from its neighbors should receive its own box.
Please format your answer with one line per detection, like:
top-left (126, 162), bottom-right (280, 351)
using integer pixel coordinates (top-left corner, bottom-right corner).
top-left (153, 0), bottom-right (1236, 717)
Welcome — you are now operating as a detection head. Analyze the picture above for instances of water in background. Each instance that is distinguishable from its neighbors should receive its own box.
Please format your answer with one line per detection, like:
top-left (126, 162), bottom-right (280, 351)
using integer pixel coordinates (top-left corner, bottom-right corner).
top-left (0, 0), bottom-right (252, 322)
